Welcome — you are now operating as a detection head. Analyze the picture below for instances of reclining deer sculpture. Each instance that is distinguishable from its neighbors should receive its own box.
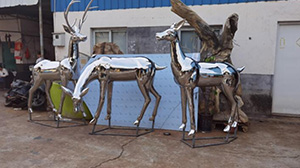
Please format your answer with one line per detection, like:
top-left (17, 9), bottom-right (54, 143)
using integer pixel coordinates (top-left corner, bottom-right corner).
top-left (156, 20), bottom-right (244, 136)
top-left (28, 0), bottom-right (94, 123)
top-left (61, 56), bottom-right (166, 133)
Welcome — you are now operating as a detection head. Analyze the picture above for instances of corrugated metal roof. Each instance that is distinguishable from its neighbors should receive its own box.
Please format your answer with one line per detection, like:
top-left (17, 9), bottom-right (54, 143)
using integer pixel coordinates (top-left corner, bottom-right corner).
top-left (51, 0), bottom-right (280, 12)
top-left (0, 0), bottom-right (38, 8)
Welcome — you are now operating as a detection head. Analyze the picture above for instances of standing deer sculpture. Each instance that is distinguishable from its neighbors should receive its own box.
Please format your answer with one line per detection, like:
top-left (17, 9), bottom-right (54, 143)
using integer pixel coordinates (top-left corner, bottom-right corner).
top-left (61, 55), bottom-right (166, 133)
top-left (28, 0), bottom-right (94, 124)
top-left (156, 20), bottom-right (244, 136)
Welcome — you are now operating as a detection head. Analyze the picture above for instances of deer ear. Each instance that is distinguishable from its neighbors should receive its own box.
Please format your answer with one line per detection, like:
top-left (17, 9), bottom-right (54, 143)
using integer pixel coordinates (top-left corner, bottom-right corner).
top-left (61, 86), bottom-right (73, 97)
top-left (80, 87), bottom-right (89, 97)
top-left (63, 25), bottom-right (71, 34)
top-left (175, 20), bottom-right (186, 30)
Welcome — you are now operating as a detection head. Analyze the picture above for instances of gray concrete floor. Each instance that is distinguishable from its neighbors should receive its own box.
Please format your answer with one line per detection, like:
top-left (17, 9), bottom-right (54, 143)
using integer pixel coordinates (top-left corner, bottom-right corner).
top-left (0, 91), bottom-right (299, 168)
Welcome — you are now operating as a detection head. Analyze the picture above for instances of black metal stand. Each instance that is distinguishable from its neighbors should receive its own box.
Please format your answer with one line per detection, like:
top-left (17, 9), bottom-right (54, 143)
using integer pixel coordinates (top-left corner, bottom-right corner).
top-left (89, 119), bottom-right (155, 137)
top-left (28, 111), bottom-right (87, 128)
top-left (181, 126), bottom-right (238, 148)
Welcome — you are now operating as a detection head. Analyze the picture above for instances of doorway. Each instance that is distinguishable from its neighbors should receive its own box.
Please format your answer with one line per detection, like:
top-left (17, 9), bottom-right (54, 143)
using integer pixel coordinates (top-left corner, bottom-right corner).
top-left (1, 42), bottom-right (16, 71)
top-left (272, 23), bottom-right (300, 115)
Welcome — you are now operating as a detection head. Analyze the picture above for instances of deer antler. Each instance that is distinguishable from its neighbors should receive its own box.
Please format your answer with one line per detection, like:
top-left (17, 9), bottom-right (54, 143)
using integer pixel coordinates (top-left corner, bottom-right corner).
top-left (64, 0), bottom-right (80, 33)
top-left (78, 0), bottom-right (97, 31)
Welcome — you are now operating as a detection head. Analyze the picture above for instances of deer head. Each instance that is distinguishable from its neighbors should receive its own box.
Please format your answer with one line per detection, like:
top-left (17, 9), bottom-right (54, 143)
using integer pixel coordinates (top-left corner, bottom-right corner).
top-left (61, 86), bottom-right (89, 113)
top-left (63, 0), bottom-right (96, 44)
top-left (156, 20), bottom-right (186, 41)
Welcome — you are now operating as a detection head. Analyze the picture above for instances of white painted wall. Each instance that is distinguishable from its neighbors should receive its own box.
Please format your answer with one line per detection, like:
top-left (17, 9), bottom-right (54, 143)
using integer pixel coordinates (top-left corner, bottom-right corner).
top-left (53, 1), bottom-right (300, 75)
top-left (0, 16), bottom-right (21, 41)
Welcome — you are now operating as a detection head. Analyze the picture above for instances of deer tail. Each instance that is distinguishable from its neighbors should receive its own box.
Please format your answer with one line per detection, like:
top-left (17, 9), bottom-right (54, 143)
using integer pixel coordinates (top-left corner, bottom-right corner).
top-left (155, 64), bottom-right (167, 70)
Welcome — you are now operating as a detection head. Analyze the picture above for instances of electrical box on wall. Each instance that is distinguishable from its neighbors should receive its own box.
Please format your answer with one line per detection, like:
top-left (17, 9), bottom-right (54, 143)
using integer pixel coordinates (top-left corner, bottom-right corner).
top-left (52, 32), bottom-right (65, 47)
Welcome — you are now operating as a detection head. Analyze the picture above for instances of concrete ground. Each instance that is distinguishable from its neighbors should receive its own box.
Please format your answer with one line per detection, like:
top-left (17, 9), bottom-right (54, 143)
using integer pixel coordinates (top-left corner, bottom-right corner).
top-left (0, 90), bottom-right (299, 168)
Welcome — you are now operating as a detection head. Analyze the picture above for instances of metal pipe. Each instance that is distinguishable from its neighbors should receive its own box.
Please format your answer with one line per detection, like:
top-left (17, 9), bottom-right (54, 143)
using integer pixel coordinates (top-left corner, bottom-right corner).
top-left (38, 0), bottom-right (44, 58)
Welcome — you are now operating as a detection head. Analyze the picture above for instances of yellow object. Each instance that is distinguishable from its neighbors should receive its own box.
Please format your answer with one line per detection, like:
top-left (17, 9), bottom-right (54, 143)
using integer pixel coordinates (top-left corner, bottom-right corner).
top-left (50, 82), bottom-right (92, 120)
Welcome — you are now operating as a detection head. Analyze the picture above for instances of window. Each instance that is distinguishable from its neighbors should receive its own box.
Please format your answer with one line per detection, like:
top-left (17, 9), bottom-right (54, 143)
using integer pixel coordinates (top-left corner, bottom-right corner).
top-left (179, 26), bottom-right (222, 54)
top-left (93, 29), bottom-right (127, 54)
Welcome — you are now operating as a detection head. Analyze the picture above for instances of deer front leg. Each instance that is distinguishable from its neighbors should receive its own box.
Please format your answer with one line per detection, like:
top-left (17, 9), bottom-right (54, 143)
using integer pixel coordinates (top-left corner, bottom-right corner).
top-left (105, 81), bottom-right (113, 120)
top-left (89, 80), bottom-right (107, 125)
top-left (185, 87), bottom-right (196, 136)
top-left (57, 79), bottom-right (68, 120)
top-left (134, 81), bottom-right (151, 126)
top-left (179, 86), bottom-right (187, 130)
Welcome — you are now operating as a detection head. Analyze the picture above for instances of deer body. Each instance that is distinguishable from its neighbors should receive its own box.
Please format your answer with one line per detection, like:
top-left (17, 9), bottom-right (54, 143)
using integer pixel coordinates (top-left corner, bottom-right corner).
top-left (62, 55), bottom-right (166, 128)
top-left (156, 20), bottom-right (242, 135)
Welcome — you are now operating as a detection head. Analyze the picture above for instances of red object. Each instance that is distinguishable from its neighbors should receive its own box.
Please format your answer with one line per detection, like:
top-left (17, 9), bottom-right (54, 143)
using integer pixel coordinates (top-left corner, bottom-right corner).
top-left (14, 42), bottom-right (22, 51)
top-left (25, 48), bottom-right (30, 59)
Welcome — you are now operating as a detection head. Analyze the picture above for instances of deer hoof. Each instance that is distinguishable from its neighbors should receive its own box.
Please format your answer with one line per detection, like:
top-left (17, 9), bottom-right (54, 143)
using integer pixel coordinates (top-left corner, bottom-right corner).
top-left (179, 124), bottom-right (186, 130)
top-left (232, 121), bottom-right (238, 128)
top-left (28, 108), bottom-right (33, 113)
top-left (223, 125), bottom-right (230, 132)
top-left (133, 120), bottom-right (139, 125)
top-left (188, 129), bottom-right (195, 136)
top-left (55, 114), bottom-right (62, 121)
top-left (149, 116), bottom-right (154, 121)
top-left (89, 118), bottom-right (97, 125)
top-left (105, 115), bottom-right (111, 120)
top-left (53, 108), bottom-right (58, 113)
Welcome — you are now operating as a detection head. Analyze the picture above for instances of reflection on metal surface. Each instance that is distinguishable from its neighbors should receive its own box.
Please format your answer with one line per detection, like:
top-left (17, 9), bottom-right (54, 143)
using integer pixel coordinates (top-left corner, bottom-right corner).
top-left (156, 20), bottom-right (242, 135)
top-left (61, 55), bottom-right (166, 132)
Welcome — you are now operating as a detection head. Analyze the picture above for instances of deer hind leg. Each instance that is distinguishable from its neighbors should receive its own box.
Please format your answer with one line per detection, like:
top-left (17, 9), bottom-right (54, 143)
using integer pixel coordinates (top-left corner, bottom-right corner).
top-left (179, 87), bottom-right (187, 130)
top-left (105, 81), bottom-right (113, 121)
top-left (44, 80), bottom-right (56, 112)
top-left (28, 78), bottom-right (43, 119)
top-left (134, 79), bottom-right (151, 126)
top-left (89, 80), bottom-right (108, 125)
top-left (221, 83), bottom-right (238, 132)
top-left (185, 87), bottom-right (196, 136)
top-left (147, 80), bottom-right (161, 122)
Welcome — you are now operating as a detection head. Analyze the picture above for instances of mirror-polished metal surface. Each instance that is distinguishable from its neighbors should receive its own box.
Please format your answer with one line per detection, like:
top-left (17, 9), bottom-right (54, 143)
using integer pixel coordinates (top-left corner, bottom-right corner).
top-left (61, 55), bottom-right (166, 127)
top-left (28, 0), bottom-right (94, 122)
top-left (156, 20), bottom-right (242, 135)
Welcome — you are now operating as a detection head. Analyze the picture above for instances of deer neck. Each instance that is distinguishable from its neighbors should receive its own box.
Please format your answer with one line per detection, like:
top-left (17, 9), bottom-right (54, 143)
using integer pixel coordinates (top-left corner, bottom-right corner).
top-left (73, 63), bottom-right (97, 99)
top-left (68, 38), bottom-right (79, 67)
top-left (170, 39), bottom-right (187, 69)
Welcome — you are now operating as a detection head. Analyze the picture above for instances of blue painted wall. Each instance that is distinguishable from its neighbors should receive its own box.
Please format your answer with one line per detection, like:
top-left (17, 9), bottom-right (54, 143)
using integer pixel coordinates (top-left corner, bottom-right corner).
top-left (51, 0), bottom-right (278, 12)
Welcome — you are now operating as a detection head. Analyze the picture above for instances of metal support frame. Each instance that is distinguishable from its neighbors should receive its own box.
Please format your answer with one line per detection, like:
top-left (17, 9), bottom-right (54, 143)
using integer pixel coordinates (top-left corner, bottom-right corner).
top-left (28, 111), bottom-right (87, 128)
top-left (180, 86), bottom-right (238, 148)
top-left (89, 119), bottom-right (155, 137)
top-left (181, 126), bottom-right (238, 148)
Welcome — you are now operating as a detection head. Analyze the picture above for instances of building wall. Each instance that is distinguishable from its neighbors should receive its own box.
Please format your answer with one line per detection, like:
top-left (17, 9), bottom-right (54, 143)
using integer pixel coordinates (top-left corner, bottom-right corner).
top-left (52, 1), bottom-right (300, 117)
top-left (53, 1), bottom-right (300, 74)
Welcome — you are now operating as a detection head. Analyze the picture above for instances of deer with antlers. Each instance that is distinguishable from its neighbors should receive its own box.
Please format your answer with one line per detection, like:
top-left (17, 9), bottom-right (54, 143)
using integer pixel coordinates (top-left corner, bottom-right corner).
top-left (28, 0), bottom-right (95, 124)
top-left (156, 20), bottom-right (244, 136)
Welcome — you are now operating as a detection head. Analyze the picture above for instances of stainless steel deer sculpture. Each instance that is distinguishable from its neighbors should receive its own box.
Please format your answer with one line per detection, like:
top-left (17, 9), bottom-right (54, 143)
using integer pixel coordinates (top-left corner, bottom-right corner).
top-left (156, 20), bottom-right (244, 136)
top-left (28, 0), bottom-right (94, 123)
top-left (61, 55), bottom-right (166, 132)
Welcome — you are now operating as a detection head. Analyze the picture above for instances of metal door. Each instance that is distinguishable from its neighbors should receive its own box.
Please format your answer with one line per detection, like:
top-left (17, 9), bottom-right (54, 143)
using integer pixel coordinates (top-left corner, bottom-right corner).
top-left (273, 23), bottom-right (300, 115)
